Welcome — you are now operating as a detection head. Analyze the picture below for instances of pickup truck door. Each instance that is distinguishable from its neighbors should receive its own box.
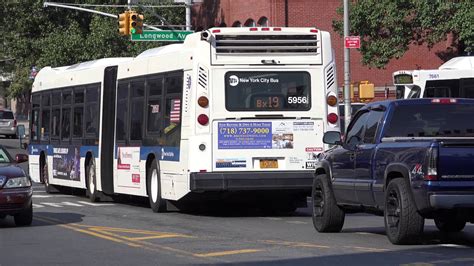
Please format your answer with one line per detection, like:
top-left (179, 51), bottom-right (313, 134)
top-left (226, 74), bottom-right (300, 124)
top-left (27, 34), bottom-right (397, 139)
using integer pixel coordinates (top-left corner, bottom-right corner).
top-left (354, 110), bottom-right (385, 206)
top-left (332, 111), bottom-right (370, 204)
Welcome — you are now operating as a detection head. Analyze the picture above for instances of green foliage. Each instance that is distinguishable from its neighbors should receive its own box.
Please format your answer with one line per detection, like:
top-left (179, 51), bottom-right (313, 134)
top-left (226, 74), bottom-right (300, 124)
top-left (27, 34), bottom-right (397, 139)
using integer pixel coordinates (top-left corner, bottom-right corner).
top-left (0, 0), bottom-right (185, 98)
top-left (333, 0), bottom-right (473, 68)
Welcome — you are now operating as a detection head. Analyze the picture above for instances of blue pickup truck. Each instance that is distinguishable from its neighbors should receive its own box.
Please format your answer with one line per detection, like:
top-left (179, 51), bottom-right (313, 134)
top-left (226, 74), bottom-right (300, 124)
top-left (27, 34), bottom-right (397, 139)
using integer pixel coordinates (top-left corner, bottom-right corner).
top-left (312, 98), bottom-right (474, 244)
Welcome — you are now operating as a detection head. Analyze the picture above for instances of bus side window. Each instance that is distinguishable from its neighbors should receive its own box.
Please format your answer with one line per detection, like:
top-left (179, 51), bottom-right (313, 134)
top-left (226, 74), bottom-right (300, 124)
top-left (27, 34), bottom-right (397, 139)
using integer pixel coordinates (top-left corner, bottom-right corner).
top-left (460, 78), bottom-right (474, 98)
top-left (162, 74), bottom-right (183, 147)
top-left (130, 80), bottom-right (145, 141)
top-left (116, 82), bottom-right (129, 143)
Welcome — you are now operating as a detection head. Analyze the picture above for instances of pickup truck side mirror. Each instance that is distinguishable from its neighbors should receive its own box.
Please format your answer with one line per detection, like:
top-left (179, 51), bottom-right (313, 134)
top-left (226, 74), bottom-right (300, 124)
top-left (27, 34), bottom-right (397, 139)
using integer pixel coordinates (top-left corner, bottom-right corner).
top-left (323, 131), bottom-right (342, 145)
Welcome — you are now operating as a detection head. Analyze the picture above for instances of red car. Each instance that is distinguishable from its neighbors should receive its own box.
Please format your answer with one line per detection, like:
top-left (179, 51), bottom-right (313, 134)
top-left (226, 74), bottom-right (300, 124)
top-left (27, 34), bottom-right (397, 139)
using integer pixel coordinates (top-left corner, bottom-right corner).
top-left (0, 145), bottom-right (32, 226)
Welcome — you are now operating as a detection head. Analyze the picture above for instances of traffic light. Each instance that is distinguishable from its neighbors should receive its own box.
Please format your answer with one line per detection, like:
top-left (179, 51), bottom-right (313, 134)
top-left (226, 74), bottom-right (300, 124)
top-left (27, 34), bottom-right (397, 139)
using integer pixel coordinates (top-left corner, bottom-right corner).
top-left (129, 12), bottom-right (144, 35)
top-left (118, 11), bottom-right (130, 36)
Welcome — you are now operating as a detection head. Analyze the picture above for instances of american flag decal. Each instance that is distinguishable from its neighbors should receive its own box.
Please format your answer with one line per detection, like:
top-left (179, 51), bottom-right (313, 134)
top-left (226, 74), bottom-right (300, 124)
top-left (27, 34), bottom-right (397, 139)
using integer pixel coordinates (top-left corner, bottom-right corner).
top-left (170, 99), bottom-right (181, 123)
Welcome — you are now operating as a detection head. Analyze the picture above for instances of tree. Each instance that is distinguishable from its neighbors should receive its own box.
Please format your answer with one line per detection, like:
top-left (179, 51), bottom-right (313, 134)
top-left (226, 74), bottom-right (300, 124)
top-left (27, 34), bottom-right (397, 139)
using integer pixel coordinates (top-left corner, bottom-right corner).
top-left (0, 0), bottom-right (185, 100)
top-left (332, 0), bottom-right (473, 68)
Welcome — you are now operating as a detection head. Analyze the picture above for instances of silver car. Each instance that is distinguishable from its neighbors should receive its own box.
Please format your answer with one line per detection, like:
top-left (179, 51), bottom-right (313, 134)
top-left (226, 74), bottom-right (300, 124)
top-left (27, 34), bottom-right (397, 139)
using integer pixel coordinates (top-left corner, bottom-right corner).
top-left (0, 109), bottom-right (17, 139)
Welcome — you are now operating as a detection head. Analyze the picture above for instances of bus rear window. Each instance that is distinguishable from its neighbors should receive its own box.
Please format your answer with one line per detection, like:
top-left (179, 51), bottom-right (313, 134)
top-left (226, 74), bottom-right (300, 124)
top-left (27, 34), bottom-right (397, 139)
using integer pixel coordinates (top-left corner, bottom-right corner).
top-left (384, 104), bottom-right (474, 137)
top-left (225, 72), bottom-right (311, 111)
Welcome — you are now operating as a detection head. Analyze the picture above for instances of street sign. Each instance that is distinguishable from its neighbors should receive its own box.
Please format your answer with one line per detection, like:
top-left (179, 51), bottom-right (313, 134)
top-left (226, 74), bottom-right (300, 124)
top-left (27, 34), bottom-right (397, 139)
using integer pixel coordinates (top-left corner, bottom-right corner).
top-left (131, 30), bottom-right (193, 42)
top-left (344, 36), bottom-right (360, 49)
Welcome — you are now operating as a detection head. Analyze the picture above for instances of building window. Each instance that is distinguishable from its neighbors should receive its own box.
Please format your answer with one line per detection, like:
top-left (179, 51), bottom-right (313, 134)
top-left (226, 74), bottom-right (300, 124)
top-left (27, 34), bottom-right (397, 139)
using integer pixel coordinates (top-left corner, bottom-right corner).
top-left (258, 17), bottom-right (269, 27)
top-left (244, 19), bottom-right (255, 27)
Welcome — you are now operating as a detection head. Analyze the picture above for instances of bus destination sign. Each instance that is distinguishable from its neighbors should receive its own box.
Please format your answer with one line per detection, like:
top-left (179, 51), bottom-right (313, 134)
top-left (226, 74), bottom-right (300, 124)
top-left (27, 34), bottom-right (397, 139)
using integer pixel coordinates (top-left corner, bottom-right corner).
top-left (131, 30), bottom-right (194, 42)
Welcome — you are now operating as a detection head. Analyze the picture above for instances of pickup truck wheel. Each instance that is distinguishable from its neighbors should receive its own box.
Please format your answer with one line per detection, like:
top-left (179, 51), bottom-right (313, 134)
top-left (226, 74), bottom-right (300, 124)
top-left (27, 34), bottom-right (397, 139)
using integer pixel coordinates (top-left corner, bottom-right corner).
top-left (384, 178), bottom-right (424, 244)
top-left (434, 217), bottom-right (466, 232)
top-left (312, 174), bottom-right (345, 232)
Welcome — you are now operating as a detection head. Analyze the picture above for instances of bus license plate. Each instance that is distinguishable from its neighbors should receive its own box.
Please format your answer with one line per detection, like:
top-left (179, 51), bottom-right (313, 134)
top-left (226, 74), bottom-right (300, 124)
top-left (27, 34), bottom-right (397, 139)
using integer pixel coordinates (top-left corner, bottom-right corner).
top-left (260, 159), bottom-right (278, 169)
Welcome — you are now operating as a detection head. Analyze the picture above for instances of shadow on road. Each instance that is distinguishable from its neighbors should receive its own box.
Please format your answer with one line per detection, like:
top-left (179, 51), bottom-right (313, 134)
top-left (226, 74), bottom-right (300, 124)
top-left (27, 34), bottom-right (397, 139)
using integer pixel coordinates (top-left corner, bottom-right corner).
top-left (0, 212), bottom-right (84, 228)
top-left (204, 245), bottom-right (474, 266)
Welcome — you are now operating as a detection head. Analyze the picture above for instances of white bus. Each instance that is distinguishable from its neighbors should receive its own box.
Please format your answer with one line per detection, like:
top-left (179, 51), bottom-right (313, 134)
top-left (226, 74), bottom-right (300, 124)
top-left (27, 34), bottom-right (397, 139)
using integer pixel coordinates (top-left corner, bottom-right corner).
top-left (29, 27), bottom-right (340, 212)
top-left (393, 56), bottom-right (474, 99)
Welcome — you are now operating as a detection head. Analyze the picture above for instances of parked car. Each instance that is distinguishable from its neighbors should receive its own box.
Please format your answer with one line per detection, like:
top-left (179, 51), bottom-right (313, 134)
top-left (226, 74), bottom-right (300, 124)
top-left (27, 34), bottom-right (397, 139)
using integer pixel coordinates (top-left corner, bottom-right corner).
top-left (0, 109), bottom-right (17, 139)
top-left (313, 98), bottom-right (474, 244)
top-left (338, 102), bottom-right (365, 133)
top-left (0, 145), bottom-right (32, 226)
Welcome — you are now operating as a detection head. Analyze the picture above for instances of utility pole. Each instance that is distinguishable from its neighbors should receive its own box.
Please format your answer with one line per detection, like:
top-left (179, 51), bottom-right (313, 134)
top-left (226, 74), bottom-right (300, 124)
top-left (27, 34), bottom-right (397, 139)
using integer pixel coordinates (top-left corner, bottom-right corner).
top-left (185, 0), bottom-right (191, 31)
top-left (343, 0), bottom-right (351, 132)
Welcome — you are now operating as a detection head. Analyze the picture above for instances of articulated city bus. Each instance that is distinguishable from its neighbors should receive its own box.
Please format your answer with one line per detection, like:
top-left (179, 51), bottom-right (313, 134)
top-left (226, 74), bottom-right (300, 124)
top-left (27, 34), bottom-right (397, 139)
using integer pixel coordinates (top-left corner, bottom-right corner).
top-left (393, 56), bottom-right (474, 99)
top-left (29, 27), bottom-right (340, 212)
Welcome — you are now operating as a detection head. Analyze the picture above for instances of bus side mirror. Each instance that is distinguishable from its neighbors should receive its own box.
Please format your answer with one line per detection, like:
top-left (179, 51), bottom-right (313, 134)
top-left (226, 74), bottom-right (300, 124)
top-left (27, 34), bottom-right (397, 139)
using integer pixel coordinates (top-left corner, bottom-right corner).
top-left (323, 131), bottom-right (342, 145)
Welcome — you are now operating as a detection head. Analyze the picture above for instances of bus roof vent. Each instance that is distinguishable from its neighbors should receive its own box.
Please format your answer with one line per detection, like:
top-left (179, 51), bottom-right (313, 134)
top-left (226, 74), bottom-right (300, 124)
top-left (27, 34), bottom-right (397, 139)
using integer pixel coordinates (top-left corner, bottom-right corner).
top-left (215, 34), bottom-right (320, 55)
top-left (210, 29), bottom-right (323, 65)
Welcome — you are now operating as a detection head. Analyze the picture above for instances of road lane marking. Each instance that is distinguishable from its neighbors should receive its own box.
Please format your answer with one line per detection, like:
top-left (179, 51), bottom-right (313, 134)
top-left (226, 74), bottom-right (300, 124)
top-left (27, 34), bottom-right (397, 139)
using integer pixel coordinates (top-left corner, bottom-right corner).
top-left (75, 225), bottom-right (193, 238)
top-left (286, 221), bottom-right (307, 224)
top-left (33, 203), bottom-right (44, 208)
top-left (61, 201), bottom-right (84, 207)
top-left (344, 246), bottom-right (388, 252)
top-left (261, 240), bottom-right (330, 249)
top-left (34, 216), bottom-right (142, 247)
top-left (33, 195), bottom-right (75, 198)
top-left (195, 249), bottom-right (263, 257)
top-left (42, 202), bottom-right (63, 207)
top-left (77, 201), bottom-right (114, 206)
top-left (128, 234), bottom-right (192, 240)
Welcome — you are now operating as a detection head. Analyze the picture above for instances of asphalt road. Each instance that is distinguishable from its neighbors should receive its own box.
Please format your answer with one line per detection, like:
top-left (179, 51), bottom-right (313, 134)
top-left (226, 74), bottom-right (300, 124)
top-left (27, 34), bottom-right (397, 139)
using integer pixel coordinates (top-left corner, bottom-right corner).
top-left (1, 138), bottom-right (473, 265)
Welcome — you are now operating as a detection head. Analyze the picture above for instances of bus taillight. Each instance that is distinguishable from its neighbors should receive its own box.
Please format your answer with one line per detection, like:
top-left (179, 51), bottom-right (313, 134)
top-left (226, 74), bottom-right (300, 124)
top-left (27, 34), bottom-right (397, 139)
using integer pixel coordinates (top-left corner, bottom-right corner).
top-left (327, 95), bottom-right (337, 106)
top-left (198, 96), bottom-right (209, 108)
top-left (327, 113), bottom-right (338, 124)
top-left (197, 114), bottom-right (209, 125)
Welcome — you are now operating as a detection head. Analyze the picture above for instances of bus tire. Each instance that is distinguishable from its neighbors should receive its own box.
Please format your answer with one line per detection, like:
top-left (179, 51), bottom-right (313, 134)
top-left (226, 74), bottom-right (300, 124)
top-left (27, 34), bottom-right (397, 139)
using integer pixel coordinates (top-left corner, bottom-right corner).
top-left (147, 159), bottom-right (166, 213)
top-left (86, 158), bottom-right (99, 202)
top-left (384, 178), bottom-right (424, 244)
top-left (42, 160), bottom-right (52, 194)
top-left (312, 174), bottom-right (345, 232)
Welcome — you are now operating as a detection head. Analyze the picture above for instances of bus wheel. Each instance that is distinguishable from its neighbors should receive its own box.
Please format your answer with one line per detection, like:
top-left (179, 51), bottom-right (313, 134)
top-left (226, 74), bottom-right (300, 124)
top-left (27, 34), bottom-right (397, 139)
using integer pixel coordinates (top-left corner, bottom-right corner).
top-left (147, 160), bottom-right (166, 213)
top-left (86, 158), bottom-right (99, 202)
top-left (42, 161), bottom-right (52, 194)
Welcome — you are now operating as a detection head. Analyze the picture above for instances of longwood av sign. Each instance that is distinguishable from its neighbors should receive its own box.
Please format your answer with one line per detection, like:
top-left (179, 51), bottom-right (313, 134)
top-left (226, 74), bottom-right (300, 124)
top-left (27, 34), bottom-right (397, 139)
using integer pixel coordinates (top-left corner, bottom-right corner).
top-left (131, 30), bottom-right (194, 42)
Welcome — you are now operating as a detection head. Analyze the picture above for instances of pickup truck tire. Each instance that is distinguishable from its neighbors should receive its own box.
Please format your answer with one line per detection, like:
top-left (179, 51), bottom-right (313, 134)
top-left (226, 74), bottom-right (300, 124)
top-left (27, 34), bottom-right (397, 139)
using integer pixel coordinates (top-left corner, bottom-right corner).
top-left (312, 174), bottom-right (345, 232)
top-left (384, 178), bottom-right (424, 244)
top-left (434, 217), bottom-right (466, 232)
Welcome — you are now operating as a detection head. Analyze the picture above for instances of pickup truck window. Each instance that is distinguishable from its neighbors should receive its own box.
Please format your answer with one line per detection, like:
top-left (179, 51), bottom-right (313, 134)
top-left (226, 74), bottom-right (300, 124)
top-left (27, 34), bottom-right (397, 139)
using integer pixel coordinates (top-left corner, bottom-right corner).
top-left (346, 111), bottom-right (369, 145)
top-left (363, 111), bottom-right (385, 143)
top-left (384, 104), bottom-right (474, 137)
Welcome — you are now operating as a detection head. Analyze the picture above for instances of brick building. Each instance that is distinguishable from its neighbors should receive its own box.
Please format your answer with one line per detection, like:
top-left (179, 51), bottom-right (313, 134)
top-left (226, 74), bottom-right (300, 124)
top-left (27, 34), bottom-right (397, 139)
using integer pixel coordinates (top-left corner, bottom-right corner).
top-left (192, 0), bottom-right (456, 98)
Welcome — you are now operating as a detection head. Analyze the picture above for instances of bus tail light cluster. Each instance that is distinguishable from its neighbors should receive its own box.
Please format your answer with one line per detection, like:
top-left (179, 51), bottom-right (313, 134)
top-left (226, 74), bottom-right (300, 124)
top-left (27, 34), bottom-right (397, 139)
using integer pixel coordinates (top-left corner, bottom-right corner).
top-left (197, 114), bottom-right (209, 126)
top-left (327, 113), bottom-right (339, 124)
top-left (327, 95), bottom-right (337, 107)
top-left (197, 96), bottom-right (209, 126)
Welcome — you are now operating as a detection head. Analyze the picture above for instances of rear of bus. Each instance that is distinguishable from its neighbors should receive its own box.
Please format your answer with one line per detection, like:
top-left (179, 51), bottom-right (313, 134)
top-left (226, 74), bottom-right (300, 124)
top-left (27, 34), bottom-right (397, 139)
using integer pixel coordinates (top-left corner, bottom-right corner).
top-left (188, 27), bottom-right (339, 208)
top-left (393, 71), bottom-right (419, 99)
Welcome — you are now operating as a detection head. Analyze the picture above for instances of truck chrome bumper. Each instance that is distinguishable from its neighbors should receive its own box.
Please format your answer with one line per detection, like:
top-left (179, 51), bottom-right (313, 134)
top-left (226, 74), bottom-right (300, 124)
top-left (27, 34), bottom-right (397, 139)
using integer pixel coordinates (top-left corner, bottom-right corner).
top-left (429, 194), bottom-right (474, 209)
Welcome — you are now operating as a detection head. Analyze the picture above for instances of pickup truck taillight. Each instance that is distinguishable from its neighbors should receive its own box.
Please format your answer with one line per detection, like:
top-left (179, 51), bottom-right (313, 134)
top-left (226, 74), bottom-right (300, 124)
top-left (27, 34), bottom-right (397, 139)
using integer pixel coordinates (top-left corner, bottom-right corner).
top-left (424, 146), bottom-right (438, 181)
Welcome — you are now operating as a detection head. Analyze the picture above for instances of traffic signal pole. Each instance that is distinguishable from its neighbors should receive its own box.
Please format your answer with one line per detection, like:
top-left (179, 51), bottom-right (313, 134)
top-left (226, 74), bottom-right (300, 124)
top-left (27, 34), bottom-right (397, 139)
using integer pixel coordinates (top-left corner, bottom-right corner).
top-left (43, 1), bottom-right (161, 31)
